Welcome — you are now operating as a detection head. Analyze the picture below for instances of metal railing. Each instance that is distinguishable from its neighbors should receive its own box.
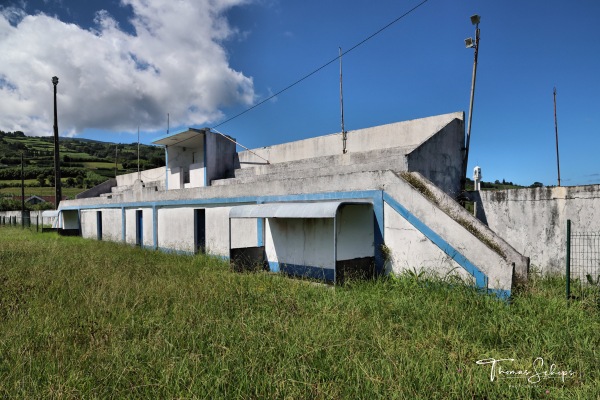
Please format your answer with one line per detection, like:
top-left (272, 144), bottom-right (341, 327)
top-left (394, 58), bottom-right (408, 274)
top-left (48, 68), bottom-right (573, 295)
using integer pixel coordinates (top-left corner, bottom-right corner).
top-left (566, 220), bottom-right (600, 300)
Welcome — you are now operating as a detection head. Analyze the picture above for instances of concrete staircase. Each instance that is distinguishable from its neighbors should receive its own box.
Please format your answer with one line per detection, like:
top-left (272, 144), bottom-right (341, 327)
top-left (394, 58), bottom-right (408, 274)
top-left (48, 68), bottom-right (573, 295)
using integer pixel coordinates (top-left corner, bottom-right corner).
top-left (212, 145), bottom-right (413, 186)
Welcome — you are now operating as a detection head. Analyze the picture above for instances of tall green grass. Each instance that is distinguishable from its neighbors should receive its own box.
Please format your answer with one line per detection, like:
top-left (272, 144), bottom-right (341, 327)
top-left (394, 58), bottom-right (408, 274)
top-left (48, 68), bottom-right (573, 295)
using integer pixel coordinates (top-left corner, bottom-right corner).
top-left (0, 228), bottom-right (599, 399)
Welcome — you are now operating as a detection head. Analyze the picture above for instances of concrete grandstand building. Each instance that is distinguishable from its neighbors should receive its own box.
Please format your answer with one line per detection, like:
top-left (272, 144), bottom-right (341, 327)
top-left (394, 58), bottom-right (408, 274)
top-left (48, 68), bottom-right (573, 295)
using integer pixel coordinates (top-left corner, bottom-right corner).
top-left (55, 111), bottom-right (528, 298)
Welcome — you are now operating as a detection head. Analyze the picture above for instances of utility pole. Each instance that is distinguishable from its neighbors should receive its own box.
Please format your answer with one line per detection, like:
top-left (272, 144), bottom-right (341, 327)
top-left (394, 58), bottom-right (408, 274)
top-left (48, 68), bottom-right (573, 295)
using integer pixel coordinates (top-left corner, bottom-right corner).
top-left (461, 14), bottom-right (481, 194)
top-left (137, 126), bottom-right (141, 182)
top-left (21, 153), bottom-right (25, 228)
top-left (115, 144), bottom-right (118, 178)
top-left (52, 76), bottom-right (62, 209)
top-left (554, 87), bottom-right (561, 186)
top-left (339, 47), bottom-right (347, 154)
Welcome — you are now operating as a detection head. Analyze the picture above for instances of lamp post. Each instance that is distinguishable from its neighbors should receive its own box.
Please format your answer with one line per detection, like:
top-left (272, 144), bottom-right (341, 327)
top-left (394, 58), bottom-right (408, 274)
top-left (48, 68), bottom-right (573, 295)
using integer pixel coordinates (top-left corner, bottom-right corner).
top-left (52, 76), bottom-right (62, 209)
top-left (461, 14), bottom-right (481, 194)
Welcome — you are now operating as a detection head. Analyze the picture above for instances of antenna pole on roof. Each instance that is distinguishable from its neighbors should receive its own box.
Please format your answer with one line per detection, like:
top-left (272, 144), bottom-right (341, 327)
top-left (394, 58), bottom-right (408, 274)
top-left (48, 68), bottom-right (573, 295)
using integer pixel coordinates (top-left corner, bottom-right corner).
top-left (554, 87), bottom-right (561, 187)
top-left (339, 47), bottom-right (347, 154)
top-left (167, 113), bottom-right (170, 135)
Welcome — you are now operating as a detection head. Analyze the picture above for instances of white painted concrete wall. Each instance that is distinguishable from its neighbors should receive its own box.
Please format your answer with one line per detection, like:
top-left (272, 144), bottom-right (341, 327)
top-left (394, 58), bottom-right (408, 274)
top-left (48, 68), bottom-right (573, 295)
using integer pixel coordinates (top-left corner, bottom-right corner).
top-left (125, 208), bottom-right (152, 247)
top-left (406, 118), bottom-right (464, 197)
top-left (478, 185), bottom-right (600, 274)
top-left (231, 218), bottom-right (258, 249)
top-left (168, 167), bottom-right (182, 190)
top-left (117, 167), bottom-right (165, 187)
top-left (157, 208), bottom-right (195, 252)
top-left (238, 112), bottom-right (463, 167)
top-left (101, 209), bottom-right (122, 242)
top-left (143, 208), bottom-right (153, 248)
top-left (385, 178), bottom-right (513, 293)
top-left (336, 205), bottom-right (374, 261)
top-left (205, 207), bottom-right (231, 257)
top-left (81, 209), bottom-right (122, 242)
top-left (266, 218), bottom-right (335, 269)
top-left (125, 209), bottom-right (136, 245)
top-left (189, 163), bottom-right (205, 187)
top-left (78, 204), bottom-right (256, 257)
top-left (384, 203), bottom-right (474, 283)
top-left (80, 210), bottom-right (96, 239)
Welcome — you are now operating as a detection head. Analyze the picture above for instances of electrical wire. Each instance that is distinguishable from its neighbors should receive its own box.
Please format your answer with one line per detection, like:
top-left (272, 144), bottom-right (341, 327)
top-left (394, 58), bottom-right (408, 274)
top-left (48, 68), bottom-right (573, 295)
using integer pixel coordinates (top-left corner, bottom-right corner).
top-left (212, 0), bottom-right (430, 129)
top-left (159, 0), bottom-right (430, 151)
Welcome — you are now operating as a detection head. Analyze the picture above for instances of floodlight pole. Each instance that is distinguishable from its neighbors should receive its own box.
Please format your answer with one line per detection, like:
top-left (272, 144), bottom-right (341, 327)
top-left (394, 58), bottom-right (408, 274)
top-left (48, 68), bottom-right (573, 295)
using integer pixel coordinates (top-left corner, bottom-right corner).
top-left (52, 76), bottom-right (62, 209)
top-left (461, 15), bottom-right (480, 194)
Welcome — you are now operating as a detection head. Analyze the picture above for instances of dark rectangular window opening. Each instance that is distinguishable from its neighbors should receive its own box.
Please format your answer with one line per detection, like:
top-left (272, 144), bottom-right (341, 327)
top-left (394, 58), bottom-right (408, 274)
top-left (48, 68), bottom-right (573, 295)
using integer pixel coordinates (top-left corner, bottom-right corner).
top-left (194, 209), bottom-right (206, 254)
top-left (136, 210), bottom-right (143, 247)
top-left (96, 211), bottom-right (103, 241)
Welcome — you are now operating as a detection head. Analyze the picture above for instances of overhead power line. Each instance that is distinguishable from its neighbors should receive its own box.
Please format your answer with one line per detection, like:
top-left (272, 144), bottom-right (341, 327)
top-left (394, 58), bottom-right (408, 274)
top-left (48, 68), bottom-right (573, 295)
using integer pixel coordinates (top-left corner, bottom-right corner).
top-left (212, 0), bottom-right (430, 129)
top-left (160, 0), bottom-right (431, 153)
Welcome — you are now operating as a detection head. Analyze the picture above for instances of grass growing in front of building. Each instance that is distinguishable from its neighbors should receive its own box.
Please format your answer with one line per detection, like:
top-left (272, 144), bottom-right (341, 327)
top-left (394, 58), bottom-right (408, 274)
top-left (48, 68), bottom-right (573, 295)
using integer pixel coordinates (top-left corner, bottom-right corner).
top-left (1, 228), bottom-right (599, 399)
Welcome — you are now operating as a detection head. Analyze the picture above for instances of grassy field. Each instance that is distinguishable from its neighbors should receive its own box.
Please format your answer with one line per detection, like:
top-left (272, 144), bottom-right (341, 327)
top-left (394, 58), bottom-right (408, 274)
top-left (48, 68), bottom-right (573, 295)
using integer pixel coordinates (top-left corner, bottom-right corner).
top-left (0, 228), bottom-right (599, 399)
top-left (0, 186), bottom-right (83, 199)
top-left (80, 162), bottom-right (122, 169)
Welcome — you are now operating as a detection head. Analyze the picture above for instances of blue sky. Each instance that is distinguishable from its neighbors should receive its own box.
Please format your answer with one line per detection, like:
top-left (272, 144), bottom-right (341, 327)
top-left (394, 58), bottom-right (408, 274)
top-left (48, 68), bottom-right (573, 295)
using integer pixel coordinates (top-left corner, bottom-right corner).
top-left (1, 0), bottom-right (598, 186)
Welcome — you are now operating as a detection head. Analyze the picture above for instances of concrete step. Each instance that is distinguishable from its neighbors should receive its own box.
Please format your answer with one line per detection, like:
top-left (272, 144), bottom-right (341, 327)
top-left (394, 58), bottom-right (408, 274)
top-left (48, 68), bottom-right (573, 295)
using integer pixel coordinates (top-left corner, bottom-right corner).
top-left (233, 145), bottom-right (412, 180)
top-left (111, 185), bottom-right (132, 193)
top-left (212, 152), bottom-right (408, 187)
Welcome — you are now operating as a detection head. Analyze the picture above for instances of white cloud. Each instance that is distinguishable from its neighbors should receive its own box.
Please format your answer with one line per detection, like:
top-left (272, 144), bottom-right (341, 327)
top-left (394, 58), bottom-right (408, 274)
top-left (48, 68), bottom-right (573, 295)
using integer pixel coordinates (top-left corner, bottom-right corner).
top-left (0, 0), bottom-right (255, 136)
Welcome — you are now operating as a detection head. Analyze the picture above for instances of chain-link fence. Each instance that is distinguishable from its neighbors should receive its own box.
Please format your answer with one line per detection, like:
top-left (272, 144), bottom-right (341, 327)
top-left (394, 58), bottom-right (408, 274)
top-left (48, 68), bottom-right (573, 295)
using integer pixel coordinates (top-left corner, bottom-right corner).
top-left (566, 220), bottom-right (600, 300)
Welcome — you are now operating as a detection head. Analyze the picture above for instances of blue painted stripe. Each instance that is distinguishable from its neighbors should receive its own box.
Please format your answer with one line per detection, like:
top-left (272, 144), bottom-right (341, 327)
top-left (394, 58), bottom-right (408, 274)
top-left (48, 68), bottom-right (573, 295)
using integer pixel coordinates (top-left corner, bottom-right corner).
top-left (383, 192), bottom-right (488, 290)
top-left (59, 190), bottom-right (381, 211)
top-left (268, 262), bottom-right (334, 282)
top-left (257, 218), bottom-right (264, 247)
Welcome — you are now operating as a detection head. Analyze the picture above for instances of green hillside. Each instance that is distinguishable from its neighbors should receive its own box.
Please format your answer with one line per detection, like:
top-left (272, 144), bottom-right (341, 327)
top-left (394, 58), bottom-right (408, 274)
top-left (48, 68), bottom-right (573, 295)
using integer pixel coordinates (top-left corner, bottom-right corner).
top-left (0, 130), bottom-right (164, 206)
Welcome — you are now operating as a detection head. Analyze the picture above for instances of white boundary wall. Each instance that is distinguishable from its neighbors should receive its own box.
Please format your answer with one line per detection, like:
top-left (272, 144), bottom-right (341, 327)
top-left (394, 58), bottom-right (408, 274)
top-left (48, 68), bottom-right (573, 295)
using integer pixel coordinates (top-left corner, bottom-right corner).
top-left (478, 185), bottom-right (600, 274)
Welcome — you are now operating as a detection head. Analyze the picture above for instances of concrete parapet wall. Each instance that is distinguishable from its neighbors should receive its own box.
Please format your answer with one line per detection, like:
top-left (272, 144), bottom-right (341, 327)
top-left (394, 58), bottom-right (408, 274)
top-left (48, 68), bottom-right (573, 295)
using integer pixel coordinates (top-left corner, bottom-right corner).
top-left (238, 112), bottom-right (463, 167)
top-left (406, 118), bottom-right (464, 197)
top-left (76, 179), bottom-right (117, 199)
top-left (477, 185), bottom-right (600, 274)
top-left (404, 172), bottom-right (529, 280)
top-left (383, 173), bottom-right (515, 294)
top-left (116, 167), bottom-right (165, 187)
